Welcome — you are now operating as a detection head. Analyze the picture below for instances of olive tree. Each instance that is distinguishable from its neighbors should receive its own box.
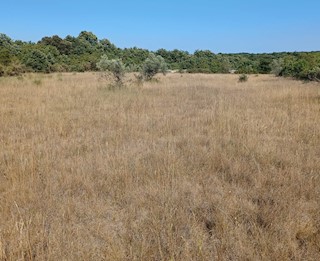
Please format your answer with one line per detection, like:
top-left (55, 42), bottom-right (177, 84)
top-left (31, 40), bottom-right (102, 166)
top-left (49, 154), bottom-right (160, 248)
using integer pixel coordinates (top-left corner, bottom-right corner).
top-left (97, 55), bottom-right (126, 86)
top-left (141, 53), bottom-right (167, 81)
top-left (270, 58), bottom-right (284, 76)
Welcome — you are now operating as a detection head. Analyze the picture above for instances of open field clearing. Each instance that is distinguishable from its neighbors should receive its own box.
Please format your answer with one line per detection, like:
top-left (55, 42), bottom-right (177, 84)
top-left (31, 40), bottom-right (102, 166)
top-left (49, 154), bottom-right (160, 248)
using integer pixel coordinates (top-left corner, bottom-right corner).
top-left (0, 73), bottom-right (320, 260)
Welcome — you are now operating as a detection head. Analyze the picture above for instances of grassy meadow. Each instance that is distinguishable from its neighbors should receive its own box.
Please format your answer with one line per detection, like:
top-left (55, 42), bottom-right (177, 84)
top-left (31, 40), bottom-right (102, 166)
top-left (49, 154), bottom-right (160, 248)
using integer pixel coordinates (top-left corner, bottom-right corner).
top-left (0, 73), bottom-right (319, 260)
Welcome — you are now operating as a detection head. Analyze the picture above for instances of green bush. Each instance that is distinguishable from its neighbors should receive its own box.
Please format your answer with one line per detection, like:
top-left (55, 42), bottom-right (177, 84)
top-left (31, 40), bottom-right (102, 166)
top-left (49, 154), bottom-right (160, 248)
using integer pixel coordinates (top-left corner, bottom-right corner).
top-left (5, 60), bottom-right (25, 76)
top-left (306, 67), bottom-right (320, 82)
top-left (97, 55), bottom-right (126, 86)
top-left (277, 54), bottom-right (320, 81)
top-left (33, 79), bottom-right (42, 86)
top-left (238, 74), bottom-right (248, 82)
top-left (141, 53), bottom-right (167, 81)
top-left (24, 49), bottom-right (50, 73)
top-left (50, 63), bottom-right (68, 72)
top-left (0, 64), bottom-right (4, 77)
top-left (270, 59), bottom-right (284, 76)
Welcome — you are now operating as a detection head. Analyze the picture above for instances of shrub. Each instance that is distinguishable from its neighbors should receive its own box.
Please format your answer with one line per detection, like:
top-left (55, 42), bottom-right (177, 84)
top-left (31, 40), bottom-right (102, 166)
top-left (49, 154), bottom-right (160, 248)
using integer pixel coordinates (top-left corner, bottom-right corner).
top-left (97, 55), bottom-right (126, 86)
top-left (134, 73), bottom-right (144, 86)
top-left (50, 63), bottom-right (68, 73)
top-left (24, 49), bottom-right (50, 73)
top-left (270, 59), bottom-right (284, 76)
top-left (33, 79), bottom-right (42, 86)
top-left (238, 74), bottom-right (248, 82)
top-left (0, 64), bottom-right (4, 77)
top-left (306, 67), bottom-right (320, 82)
top-left (141, 53), bottom-right (167, 81)
top-left (4, 60), bottom-right (25, 76)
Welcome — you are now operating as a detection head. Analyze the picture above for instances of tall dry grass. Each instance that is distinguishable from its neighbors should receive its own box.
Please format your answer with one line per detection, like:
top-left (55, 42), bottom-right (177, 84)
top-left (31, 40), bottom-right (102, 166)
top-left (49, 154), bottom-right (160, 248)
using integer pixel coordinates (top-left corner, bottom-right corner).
top-left (0, 72), bottom-right (319, 260)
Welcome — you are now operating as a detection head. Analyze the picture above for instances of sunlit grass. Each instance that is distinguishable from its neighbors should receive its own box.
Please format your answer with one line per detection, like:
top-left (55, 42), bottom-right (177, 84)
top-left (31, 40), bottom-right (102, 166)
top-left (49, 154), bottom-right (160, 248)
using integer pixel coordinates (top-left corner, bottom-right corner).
top-left (0, 72), bottom-right (319, 260)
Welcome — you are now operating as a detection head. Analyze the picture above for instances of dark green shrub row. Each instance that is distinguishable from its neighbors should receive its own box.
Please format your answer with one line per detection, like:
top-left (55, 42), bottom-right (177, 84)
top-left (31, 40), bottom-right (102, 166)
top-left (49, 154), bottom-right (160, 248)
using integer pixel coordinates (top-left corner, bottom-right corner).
top-left (1, 32), bottom-right (319, 81)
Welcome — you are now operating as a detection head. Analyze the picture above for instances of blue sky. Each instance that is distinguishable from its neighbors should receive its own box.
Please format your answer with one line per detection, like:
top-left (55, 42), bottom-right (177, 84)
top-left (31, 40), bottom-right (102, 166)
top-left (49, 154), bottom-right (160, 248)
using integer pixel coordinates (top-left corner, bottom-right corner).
top-left (1, 0), bottom-right (319, 53)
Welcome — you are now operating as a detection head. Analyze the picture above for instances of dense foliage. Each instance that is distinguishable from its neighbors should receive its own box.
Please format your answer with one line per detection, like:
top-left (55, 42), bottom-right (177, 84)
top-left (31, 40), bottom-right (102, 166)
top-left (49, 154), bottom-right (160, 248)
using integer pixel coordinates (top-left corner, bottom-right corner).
top-left (97, 55), bottom-right (126, 86)
top-left (141, 53), bottom-right (168, 81)
top-left (0, 32), bottom-right (319, 81)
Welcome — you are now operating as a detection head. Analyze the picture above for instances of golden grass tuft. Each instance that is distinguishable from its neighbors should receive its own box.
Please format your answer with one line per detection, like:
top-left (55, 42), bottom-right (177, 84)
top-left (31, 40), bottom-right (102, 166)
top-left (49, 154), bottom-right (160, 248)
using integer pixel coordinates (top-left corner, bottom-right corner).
top-left (0, 72), bottom-right (319, 260)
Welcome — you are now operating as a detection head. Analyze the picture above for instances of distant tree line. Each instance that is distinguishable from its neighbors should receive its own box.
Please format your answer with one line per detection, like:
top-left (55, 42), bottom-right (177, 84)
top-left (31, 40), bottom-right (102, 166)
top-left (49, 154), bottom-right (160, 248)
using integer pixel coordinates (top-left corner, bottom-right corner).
top-left (0, 31), bottom-right (319, 81)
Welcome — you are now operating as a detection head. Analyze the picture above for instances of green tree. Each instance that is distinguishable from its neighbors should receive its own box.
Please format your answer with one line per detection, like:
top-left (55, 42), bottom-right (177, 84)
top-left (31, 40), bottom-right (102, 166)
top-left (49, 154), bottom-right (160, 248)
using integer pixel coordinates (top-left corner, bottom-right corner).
top-left (0, 34), bottom-right (16, 66)
top-left (0, 64), bottom-right (4, 76)
top-left (141, 53), bottom-right (167, 81)
top-left (99, 39), bottom-right (118, 57)
top-left (78, 31), bottom-right (98, 46)
top-left (257, 57), bottom-right (272, 74)
top-left (121, 47), bottom-right (149, 69)
top-left (23, 49), bottom-right (50, 72)
top-left (0, 34), bottom-right (14, 50)
top-left (39, 35), bottom-right (72, 55)
top-left (155, 49), bottom-right (190, 70)
top-left (97, 55), bottom-right (126, 86)
top-left (5, 58), bottom-right (25, 76)
top-left (270, 58), bottom-right (284, 76)
top-left (0, 48), bottom-right (12, 66)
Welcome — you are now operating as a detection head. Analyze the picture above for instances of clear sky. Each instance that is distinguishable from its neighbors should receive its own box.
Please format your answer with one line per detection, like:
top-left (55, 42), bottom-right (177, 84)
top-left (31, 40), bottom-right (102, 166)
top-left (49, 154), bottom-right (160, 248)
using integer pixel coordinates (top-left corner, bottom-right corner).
top-left (1, 0), bottom-right (319, 53)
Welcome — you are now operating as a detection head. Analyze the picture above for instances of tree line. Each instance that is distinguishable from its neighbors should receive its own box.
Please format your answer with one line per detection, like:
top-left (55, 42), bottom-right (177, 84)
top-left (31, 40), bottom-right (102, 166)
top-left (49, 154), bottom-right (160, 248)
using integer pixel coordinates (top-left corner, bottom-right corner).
top-left (0, 31), bottom-right (319, 81)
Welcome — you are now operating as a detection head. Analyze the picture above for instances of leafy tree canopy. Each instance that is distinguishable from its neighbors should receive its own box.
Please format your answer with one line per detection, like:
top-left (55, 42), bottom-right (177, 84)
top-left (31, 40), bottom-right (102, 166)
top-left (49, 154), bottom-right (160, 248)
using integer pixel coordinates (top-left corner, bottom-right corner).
top-left (0, 31), bottom-right (319, 81)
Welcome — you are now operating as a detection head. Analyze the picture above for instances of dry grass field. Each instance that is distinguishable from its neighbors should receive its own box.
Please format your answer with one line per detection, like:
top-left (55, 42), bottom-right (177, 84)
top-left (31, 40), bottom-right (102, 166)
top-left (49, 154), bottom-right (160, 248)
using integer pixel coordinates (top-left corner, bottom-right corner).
top-left (0, 72), bottom-right (319, 260)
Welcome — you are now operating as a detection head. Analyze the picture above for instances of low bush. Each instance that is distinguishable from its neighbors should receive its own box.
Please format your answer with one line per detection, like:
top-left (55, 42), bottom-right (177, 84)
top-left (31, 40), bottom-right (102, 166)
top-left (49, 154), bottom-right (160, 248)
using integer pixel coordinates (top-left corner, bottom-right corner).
top-left (141, 53), bottom-right (167, 81)
top-left (238, 74), bottom-right (248, 82)
top-left (97, 55), bottom-right (126, 87)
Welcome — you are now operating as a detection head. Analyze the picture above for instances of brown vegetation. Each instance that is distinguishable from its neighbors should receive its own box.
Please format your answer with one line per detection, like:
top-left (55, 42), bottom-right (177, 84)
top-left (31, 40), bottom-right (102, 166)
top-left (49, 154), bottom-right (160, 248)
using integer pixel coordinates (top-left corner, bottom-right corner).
top-left (0, 73), bottom-right (319, 260)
